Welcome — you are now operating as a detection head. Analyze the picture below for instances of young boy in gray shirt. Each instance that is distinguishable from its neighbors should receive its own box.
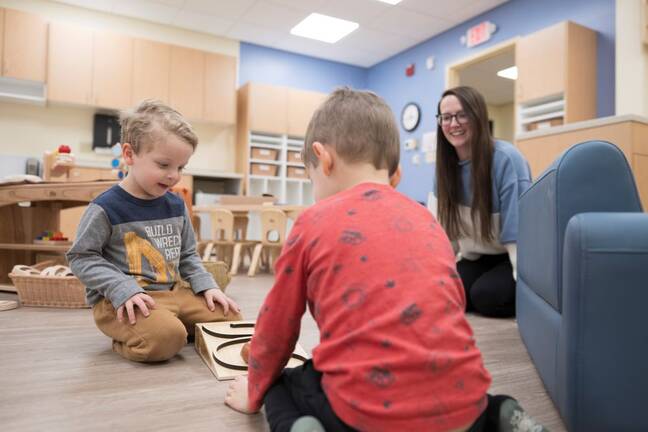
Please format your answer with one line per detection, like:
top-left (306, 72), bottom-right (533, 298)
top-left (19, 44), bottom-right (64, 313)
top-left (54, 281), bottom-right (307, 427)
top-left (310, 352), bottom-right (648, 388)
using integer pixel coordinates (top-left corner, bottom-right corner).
top-left (67, 100), bottom-right (241, 362)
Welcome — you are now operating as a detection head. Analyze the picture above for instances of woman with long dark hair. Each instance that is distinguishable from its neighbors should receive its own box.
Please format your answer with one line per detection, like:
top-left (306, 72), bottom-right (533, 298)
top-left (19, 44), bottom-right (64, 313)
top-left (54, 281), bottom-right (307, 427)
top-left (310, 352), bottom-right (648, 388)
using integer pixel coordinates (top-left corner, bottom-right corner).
top-left (429, 86), bottom-right (531, 317)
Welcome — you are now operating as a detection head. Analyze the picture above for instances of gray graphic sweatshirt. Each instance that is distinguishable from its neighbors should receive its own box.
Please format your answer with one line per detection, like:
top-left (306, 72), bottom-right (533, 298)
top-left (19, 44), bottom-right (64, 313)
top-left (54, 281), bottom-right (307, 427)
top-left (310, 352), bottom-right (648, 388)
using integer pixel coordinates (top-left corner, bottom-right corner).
top-left (67, 185), bottom-right (215, 307)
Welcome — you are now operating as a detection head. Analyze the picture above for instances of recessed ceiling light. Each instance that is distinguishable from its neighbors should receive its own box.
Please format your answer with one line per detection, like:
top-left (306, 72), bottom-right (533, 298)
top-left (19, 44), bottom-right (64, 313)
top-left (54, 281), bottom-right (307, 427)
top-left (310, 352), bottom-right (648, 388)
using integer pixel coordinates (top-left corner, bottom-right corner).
top-left (375, 0), bottom-right (403, 4)
top-left (290, 13), bottom-right (359, 43)
top-left (497, 66), bottom-right (518, 80)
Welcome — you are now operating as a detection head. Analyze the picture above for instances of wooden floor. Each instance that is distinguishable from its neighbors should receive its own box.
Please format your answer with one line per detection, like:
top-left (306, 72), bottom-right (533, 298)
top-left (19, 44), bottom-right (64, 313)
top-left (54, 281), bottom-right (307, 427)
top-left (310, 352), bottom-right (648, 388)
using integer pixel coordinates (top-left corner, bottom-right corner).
top-left (0, 275), bottom-right (566, 432)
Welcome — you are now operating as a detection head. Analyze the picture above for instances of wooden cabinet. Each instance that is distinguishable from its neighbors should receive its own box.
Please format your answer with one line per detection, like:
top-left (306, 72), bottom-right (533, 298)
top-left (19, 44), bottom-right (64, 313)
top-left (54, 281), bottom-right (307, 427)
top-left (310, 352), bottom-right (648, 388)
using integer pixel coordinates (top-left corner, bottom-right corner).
top-left (516, 23), bottom-right (565, 104)
top-left (2, 8), bottom-right (48, 82)
top-left (515, 21), bottom-right (597, 133)
top-left (43, 14), bottom-right (237, 125)
top-left (47, 22), bottom-right (93, 105)
top-left (204, 52), bottom-right (237, 125)
top-left (517, 116), bottom-right (648, 210)
top-left (93, 32), bottom-right (133, 110)
top-left (246, 82), bottom-right (288, 135)
top-left (288, 88), bottom-right (326, 137)
top-left (236, 82), bottom-right (326, 206)
top-left (169, 45), bottom-right (204, 121)
top-left (132, 38), bottom-right (170, 105)
top-left (48, 25), bottom-right (133, 109)
top-left (238, 82), bottom-right (326, 138)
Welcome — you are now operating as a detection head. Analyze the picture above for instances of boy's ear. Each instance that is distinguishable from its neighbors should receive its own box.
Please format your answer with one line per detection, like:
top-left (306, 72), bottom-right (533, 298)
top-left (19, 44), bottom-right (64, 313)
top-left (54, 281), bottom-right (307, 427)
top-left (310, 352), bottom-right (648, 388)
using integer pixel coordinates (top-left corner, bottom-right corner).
top-left (312, 141), bottom-right (334, 176)
top-left (122, 143), bottom-right (135, 166)
top-left (389, 164), bottom-right (402, 188)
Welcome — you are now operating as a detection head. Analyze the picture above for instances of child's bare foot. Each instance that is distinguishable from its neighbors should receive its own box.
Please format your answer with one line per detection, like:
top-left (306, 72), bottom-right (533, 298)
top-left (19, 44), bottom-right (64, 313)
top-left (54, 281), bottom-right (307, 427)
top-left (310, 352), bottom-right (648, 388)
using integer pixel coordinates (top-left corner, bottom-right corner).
top-left (225, 376), bottom-right (256, 414)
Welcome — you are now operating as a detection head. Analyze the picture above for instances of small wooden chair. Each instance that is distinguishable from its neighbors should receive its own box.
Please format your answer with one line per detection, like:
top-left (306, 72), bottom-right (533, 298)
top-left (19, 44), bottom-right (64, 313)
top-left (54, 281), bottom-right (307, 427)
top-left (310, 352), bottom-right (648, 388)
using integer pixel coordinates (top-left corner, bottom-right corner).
top-left (248, 207), bottom-right (287, 277)
top-left (202, 209), bottom-right (255, 275)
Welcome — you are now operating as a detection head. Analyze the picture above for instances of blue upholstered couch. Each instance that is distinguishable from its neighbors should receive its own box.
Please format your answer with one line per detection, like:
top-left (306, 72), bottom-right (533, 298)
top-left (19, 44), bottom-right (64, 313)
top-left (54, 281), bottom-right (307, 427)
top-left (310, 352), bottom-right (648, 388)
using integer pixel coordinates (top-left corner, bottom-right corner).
top-left (517, 141), bottom-right (648, 431)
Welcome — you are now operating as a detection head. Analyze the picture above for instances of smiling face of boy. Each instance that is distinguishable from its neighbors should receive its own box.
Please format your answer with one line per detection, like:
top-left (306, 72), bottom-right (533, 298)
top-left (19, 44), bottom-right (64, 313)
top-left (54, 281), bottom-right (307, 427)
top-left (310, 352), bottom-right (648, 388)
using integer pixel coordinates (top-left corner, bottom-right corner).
top-left (121, 130), bottom-right (193, 200)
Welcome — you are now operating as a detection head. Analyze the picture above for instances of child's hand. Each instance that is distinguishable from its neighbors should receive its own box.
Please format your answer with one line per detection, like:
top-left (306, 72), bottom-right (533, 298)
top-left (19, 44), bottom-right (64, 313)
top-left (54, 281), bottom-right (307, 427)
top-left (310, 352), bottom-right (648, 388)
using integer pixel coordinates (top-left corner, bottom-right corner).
top-left (203, 288), bottom-right (240, 316)
top-left (225, 376), bottom-right (257, 414)
top-left (117, 293), bottom-right (155, 325)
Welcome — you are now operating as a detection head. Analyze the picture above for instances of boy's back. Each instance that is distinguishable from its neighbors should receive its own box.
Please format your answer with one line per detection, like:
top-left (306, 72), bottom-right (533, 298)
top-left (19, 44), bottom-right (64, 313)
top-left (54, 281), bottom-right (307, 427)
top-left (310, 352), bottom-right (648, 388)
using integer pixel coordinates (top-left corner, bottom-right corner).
top-left (249, 182), bottom-right (491, 431)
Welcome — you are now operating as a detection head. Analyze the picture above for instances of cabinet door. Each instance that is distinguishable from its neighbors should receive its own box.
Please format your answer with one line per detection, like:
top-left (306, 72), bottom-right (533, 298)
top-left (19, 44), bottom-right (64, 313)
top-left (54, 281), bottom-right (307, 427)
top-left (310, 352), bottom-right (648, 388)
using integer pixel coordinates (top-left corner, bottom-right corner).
top-left (2, 9), bottom-right (47, 81)
top-left (47, 22), bottom-right (93, 105)
top-left (93, 32), bottom-right (133, 110)
top-left (169, 45), bottom-right (204, 121)
top-left (287, 89), bottom-right (326, 137)
top-left (132, 38), bottom-right (170, 105)
top-left (516, 22), bottom-right (566, 103)
top-left (0, 9), bottom-right (4, 75)
top-left (204, 52), bottom-right (236, 125)
top-left (248, 83), bottom-right (288, 135)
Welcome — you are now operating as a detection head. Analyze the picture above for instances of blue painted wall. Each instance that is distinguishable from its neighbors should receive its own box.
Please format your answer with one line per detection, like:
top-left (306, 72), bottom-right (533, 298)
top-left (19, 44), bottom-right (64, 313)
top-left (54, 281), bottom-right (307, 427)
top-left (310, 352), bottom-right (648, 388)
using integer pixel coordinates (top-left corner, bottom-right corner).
top-left (238, 0), bottom-right (615, 203)
top-left (239, 42), bottom-right (368, 93)
top-left (368, 0), bottom-right (615, 203)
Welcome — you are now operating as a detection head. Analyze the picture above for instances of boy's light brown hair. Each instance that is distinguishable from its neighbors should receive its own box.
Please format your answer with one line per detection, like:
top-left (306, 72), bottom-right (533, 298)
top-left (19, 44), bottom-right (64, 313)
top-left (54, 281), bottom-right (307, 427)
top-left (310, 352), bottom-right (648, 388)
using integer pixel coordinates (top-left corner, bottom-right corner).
top-left (302, 87), bottom-right (400, 175)
top-left (120, 99), bottom-right (198, 154)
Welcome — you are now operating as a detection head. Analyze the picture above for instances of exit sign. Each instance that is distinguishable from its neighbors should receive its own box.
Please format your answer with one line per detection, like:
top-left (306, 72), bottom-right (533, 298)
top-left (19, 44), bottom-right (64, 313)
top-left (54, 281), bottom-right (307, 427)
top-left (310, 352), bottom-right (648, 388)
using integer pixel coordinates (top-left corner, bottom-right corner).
top-left (463, 21), bottom-right (497, 48)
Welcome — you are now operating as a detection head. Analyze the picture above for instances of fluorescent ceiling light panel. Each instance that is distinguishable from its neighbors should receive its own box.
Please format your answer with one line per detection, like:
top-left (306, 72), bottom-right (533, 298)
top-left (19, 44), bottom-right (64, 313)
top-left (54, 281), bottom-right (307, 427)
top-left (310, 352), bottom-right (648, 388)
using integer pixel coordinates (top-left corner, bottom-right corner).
top-left (290, 13), bottom-right (359, 43)
top-left (497, 66), bottom-right (518, 80)
top-left (374, 0), bottom-right (403, 4)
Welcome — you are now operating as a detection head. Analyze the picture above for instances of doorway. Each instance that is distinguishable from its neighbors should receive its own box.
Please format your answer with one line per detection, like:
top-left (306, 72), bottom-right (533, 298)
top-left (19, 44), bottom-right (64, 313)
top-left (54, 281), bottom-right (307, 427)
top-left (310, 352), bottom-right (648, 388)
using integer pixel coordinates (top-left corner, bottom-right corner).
top-left (447, 40), bottom-right (517, 143)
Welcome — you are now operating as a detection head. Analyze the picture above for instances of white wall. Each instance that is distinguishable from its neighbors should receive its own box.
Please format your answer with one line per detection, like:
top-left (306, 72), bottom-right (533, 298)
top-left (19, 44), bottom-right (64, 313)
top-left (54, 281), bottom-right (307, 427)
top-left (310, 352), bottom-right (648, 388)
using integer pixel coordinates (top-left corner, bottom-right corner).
top-left (616, 0), bottom-right (648, 116)
top-left (0, 0), bottom-right (239, 172)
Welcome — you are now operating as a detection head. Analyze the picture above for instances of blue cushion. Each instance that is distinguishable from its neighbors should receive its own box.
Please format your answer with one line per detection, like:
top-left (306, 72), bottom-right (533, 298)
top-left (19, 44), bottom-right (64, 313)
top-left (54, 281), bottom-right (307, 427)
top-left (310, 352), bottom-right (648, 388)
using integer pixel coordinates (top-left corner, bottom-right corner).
top-left (519, 141), bottom-right (642, 312)
top-left (558, 213), bottom-right (648, 431)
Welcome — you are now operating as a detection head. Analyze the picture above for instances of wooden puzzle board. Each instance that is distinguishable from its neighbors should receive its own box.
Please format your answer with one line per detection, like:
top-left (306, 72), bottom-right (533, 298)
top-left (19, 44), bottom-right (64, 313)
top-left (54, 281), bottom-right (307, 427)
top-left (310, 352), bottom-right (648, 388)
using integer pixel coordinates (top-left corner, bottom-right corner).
top-left (195, 320), bottom-right (309, 380)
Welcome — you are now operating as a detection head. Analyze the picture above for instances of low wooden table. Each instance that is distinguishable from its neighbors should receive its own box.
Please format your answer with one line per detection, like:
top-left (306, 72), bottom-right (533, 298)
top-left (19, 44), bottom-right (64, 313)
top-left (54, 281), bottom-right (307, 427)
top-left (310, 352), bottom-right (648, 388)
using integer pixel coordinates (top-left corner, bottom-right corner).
top-left (193, 204), bottom-right (306, 220)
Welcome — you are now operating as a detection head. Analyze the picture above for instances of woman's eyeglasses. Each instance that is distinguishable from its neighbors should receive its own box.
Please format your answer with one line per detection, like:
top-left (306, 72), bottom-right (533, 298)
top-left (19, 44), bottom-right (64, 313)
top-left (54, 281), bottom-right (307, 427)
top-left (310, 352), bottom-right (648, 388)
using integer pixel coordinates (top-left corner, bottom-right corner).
top-left (436, 112), bottom-right (469, 126)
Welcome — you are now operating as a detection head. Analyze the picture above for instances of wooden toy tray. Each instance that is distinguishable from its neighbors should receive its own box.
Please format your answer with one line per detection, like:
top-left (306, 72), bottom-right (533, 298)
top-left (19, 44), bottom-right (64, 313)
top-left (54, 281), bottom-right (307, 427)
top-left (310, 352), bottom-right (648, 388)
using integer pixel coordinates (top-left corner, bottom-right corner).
top-left (194, 320), bottom-right (308, 380)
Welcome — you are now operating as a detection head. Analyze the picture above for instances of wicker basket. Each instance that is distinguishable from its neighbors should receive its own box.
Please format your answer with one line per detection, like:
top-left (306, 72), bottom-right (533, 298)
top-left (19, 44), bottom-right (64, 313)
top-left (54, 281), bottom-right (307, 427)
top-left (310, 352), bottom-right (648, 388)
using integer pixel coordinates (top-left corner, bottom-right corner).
top-left (9, 263), bottom-right (88, 308)
top-left (202, 260), bottom-right (231, 292)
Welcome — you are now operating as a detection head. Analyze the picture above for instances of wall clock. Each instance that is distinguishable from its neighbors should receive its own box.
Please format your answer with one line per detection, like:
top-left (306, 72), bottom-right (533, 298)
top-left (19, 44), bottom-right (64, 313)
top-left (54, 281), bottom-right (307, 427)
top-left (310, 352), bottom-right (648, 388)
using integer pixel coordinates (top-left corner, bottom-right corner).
top-left (401, 102), bottom-right (421, 132)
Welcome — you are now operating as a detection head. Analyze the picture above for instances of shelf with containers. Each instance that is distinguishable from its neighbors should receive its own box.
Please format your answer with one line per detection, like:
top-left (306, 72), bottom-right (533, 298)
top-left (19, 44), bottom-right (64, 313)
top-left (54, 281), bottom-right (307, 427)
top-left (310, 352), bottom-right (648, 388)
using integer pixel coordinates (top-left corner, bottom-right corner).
top-left (245, 132), bottom-right (312, 207)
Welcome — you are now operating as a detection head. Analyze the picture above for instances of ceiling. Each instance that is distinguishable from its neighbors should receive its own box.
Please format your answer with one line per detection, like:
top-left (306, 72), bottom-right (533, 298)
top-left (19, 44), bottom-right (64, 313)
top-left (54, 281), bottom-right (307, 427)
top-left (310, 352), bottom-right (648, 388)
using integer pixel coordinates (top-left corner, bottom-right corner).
top-left (49, 0), bottom-right (510, 67)
top-left (457, 49), bottom-right (515, 105)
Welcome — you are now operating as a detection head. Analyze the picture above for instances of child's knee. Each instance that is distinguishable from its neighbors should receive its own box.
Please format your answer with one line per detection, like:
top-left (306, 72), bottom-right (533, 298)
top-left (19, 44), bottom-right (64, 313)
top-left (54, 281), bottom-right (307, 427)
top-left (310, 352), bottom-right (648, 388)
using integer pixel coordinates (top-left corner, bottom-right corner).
top-left (127, 320), bottom-right (188, 362)
top-left (227, 309), bottom-right (243, 321)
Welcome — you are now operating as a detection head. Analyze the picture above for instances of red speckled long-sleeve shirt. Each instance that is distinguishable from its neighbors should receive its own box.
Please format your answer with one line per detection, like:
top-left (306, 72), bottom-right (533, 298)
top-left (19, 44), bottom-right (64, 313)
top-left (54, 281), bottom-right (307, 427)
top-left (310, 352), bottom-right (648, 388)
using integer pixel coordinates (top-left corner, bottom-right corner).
top-left (248, 182), bottom-right (491, 431)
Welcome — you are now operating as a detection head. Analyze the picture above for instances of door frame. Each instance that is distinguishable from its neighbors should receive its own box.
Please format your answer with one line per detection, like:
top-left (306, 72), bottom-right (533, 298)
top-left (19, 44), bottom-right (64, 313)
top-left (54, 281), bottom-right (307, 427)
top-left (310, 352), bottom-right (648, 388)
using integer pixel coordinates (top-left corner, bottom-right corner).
top-left (445, 38), bottom-right (519, 88)
top-left (445, 38), bottom-right (520, 141)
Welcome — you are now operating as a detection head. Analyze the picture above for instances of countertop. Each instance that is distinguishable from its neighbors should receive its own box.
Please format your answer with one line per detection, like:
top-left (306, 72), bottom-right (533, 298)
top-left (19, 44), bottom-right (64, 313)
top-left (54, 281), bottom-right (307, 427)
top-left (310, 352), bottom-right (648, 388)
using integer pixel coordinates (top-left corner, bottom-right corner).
top-left (516, 114), bottom-right (648, 141)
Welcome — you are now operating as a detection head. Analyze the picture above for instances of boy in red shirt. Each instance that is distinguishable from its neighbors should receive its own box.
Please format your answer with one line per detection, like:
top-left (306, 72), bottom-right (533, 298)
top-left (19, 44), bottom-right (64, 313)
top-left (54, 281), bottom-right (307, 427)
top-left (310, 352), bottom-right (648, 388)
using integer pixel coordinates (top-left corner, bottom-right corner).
top-left (225, 88), bottom-right (545, 432)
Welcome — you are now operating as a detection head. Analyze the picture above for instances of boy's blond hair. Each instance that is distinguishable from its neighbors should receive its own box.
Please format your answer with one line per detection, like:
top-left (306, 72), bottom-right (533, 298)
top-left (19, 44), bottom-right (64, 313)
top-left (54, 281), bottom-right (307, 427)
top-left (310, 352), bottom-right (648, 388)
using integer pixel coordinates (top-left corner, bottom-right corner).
top-left (302, 87), bottom-right (400, 175)
top-left (120, 99), bottom-right (198, 153)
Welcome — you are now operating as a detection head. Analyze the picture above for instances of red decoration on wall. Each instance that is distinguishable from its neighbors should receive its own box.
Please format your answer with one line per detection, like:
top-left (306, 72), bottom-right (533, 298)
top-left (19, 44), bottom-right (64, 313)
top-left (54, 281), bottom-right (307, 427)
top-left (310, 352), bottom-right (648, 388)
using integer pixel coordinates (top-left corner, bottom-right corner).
top-left (405, 63), bottom-right (415, 77)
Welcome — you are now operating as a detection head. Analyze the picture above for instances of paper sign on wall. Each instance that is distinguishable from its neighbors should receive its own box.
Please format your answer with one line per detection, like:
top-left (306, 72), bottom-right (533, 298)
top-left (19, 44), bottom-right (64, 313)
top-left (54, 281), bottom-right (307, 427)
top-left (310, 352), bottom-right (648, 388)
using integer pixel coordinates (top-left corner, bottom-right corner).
top-left (422, 131), bottom-right (437, 163)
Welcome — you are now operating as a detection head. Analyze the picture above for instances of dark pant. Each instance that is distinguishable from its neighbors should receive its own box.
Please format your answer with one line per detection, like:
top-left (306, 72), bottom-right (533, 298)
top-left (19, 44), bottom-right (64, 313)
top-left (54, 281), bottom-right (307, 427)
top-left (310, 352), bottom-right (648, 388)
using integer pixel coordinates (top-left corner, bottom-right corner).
top-left (264, 360), bottom-right (357, 432)
top-left (457, 253), bottom-right (516, 318)
top-left (264, 360), bottom-right (513, 432)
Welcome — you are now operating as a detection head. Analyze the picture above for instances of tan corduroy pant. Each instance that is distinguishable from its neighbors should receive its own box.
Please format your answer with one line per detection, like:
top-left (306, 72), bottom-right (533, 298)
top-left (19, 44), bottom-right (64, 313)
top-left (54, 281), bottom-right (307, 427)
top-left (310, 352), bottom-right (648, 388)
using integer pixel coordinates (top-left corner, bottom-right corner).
top-left (93, 282), bottom-right (242, 362)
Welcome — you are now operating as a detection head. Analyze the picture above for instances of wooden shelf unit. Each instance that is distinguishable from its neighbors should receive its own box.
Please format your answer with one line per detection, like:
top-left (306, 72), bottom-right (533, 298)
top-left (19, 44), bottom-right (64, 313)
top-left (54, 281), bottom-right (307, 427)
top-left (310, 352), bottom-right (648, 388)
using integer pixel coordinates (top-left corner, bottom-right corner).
top-left (0, 181), bottom-right (116, 286)
top-left (236, 82), bottom-right (326, 206)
